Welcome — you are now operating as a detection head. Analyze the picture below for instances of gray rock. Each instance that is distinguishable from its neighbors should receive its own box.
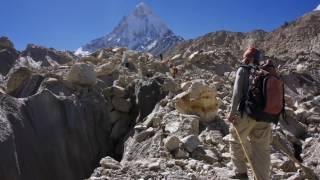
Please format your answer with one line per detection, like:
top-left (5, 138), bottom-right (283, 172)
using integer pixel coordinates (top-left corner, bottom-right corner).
top-left (191, 147), bottom-right (218, 164)
top-left (100, 156), bottom-right (121, 170)
top-left (164, 136), bottom-right (180, 152)
top-left (181, 135), bottom-right (201, 153)
top-left (174, 160), bottom-right (188, 167)
top-left (135, 127), bottom-right (155, 142)
top-left (110, 115), bottom-right (131, 140)
top-left (112, 97), bottom-right (132, 113)
top-left (135, 75), bottom-right (169, 122)
top-left (280, 109), bottom-right (307, 139)
top-left (164, 112), bottom-right (200, 138)
top-left (67, 63), bottom-right (97, 86)
top-left (280, 159), bottom-right (297, 172)
top-left (134, 124), bottom-right (147, 132)
top-left (39, 77), bottom-right (73, 97)
top-left (112, 85), bottom-right (126, 97)
top-left (148, 161), bottom-right (161, 171)
top-left (122, 132), bottom-right (163, 162)
top-left (287, 172), bottom-right (305, 180)
top-left (174, 148), bottom-right (189, 159)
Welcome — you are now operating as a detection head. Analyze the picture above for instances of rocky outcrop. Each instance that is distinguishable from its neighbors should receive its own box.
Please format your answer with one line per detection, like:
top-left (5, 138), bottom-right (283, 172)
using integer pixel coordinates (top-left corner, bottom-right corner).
top-left (174, 80), bottom-right (219, 122)
top-left (135, 75), bottom-right (169, 122)
top-left (5, 67), bottom-right (33, 96)
top-left (21, 44), bottom-right (74, 66)
top-left (0, 89), bottom-right (112, 180)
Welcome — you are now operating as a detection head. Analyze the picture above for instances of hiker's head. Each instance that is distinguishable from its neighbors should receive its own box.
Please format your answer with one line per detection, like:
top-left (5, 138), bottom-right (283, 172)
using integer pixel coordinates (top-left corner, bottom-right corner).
top-left (242, 47), bottom-right (261, 65)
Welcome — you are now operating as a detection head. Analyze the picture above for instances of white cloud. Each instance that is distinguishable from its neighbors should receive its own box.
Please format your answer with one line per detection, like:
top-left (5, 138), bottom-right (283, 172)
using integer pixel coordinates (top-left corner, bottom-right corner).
top-left (315, 4), bottom-right (320, 11)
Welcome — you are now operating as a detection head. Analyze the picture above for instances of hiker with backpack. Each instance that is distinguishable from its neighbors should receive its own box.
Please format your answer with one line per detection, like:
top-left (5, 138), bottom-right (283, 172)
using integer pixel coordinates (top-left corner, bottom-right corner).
top-left (227, 48), bottom-right (285, 180)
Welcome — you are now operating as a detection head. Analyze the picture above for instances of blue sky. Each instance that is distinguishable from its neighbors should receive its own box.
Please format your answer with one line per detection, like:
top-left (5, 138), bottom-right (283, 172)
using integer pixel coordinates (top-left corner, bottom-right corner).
top-left (1, 0), bottom-right (319, 51)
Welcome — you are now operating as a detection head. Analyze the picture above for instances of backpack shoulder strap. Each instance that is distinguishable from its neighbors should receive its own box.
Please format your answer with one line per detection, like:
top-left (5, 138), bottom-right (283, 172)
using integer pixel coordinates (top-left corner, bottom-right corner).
top-left (239, 65), bottom-right (258, 72)
top-left (239, 65), bottom-right (252, 69)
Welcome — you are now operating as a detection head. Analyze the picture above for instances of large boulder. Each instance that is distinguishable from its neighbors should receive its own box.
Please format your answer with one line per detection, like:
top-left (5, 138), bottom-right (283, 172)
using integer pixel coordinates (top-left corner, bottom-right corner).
top-left (0, 90), bottom-right (112, 180)
top-left (95, 62), bottom-right (119, 76)
top-left (67, 63), bottom-right (97, 86)
top-left (164, 111), bottom-right (200, 138)
top-left (174, 79), bottom-right (219, 122)
top-left (5, 67), bottom-right (32, 95)
top-left (135, 75), bottom-right (169, 122)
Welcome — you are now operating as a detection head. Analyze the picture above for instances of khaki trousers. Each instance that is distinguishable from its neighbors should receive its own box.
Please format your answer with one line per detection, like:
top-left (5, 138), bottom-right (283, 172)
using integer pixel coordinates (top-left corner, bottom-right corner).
top-left (229, 114), bottom-right (272, 180)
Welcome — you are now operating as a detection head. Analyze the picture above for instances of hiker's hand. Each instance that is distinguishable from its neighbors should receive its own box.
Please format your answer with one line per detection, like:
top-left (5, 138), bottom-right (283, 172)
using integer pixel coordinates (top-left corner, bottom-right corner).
top-left (227, 113), bottom-right (237, 124)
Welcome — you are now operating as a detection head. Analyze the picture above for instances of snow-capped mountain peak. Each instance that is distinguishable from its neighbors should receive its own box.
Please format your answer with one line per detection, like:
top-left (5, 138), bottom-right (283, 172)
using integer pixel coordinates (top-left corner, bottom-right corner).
top-left (134, 2), bottom-right (153, 16)
top-left (76, 2), bottom-right (183, 56)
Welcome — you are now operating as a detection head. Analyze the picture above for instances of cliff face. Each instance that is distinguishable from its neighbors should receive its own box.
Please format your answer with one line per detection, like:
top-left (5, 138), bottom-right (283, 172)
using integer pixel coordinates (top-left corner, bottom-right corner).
top-left (0, 75), bottom-right (113, 180)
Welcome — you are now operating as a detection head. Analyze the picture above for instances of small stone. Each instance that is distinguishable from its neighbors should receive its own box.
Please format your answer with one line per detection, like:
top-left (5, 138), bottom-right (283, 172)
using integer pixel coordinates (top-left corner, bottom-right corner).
top-left (166, 161), bottom-right (175, 168)
top-left (287, 172), bottom-right (304, 180)
top-left (99, 156), bottom-right (121, 170)
top-left (191, 147), bottom-right (218, 164)
top-left (164, 136), bottom-right (180, 152)
top-left (134, 124), bottom-right (147, 132)
top-left (148, 161), bottom-right (160, 171)
top-left (174, 160), bottom-right (188, 167)
top-left (142, 112), bottom-right (159, 128)
top-left (173, 148), bottom-right (189, 159)
top-left (181, 135), bottom-right (201, 153)
top-left (187, 173), bottom-right (197, 180)
top-left (280, 159), bottom-right (297, 172)
top-left (135, 127), bottom-right (155, 142)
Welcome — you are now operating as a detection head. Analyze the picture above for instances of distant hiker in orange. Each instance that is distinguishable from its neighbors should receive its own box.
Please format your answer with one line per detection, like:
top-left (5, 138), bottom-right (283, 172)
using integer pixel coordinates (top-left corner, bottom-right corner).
top-left (227, 47), bottom-right (285, 180)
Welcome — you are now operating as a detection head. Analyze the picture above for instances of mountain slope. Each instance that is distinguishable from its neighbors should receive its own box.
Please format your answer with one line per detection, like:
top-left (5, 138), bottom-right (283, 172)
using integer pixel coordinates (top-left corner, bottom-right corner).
top-left (167, 11), bottom-right (320, 81)
top-left (76, 2), bottom-right (183, 56)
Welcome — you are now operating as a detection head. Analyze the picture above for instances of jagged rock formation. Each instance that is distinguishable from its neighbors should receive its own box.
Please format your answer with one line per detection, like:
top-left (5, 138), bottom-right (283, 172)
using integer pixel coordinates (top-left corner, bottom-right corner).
top-left (76, 2), bottom-right (184, 56)
top-left (21, 44), bottom-right (75, 66)
top-left (0, 82), bottom-right (113, 180)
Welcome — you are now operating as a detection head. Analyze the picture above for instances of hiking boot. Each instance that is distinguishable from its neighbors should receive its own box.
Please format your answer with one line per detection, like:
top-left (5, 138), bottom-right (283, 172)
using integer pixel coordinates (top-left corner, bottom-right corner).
top-left (230, 173), bottom-right (248, 179)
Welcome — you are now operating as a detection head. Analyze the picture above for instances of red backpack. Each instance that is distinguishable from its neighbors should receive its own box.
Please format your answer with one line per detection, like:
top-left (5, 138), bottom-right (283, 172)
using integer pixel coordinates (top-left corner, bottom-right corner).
top-left (239, 62), bottom-right (285, 124)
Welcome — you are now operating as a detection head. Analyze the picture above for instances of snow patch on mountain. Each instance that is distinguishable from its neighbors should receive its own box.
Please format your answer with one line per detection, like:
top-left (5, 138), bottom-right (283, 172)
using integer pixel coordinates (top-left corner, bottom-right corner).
top-left (75, 47), bottom-right (90, 56)
top-left (76, 2), bottom-right (183, 56)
